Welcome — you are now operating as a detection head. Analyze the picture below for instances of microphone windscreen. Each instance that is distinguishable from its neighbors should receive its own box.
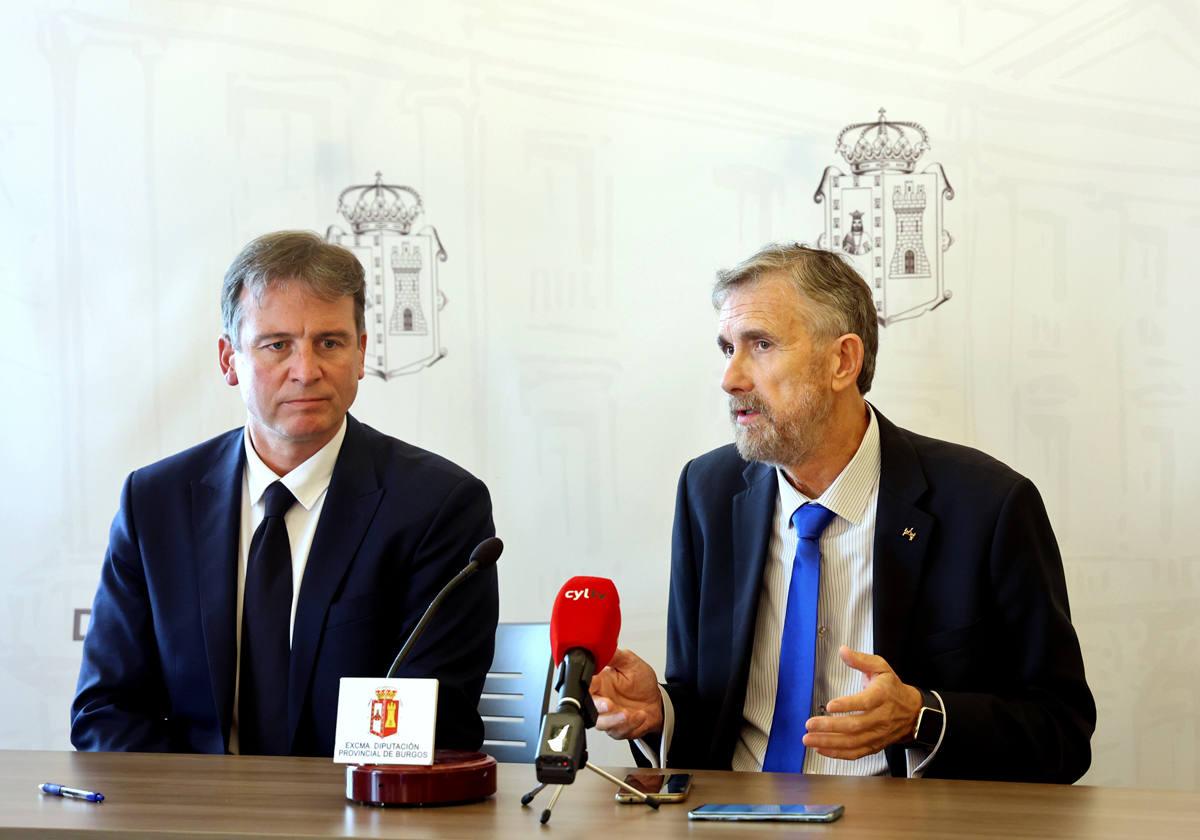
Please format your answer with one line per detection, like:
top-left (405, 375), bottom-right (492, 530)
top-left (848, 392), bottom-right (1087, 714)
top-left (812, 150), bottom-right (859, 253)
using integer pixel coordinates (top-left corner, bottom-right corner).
top-left (468, 536), bottom-right (504, 569)
top-left (549, 576), bottom-right (621, 669)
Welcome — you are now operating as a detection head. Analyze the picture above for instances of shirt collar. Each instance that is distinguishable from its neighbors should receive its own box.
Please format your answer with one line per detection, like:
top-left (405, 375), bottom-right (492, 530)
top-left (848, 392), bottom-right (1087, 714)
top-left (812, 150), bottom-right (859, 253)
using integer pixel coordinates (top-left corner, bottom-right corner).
top-left (775, 403), bottom-right (881, 527)
top-left (242, 417), bottom-right (348, 512)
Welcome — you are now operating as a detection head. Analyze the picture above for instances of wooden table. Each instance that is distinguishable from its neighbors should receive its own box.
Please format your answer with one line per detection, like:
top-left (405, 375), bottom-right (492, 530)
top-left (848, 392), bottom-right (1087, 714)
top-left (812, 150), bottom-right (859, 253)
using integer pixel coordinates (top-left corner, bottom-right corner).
top-left (2, 750), bottom-right (1197, 839)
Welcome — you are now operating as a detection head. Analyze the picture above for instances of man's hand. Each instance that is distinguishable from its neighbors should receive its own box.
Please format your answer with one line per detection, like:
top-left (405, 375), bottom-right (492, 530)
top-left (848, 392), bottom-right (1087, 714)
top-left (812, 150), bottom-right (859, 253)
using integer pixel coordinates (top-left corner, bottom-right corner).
top-left (589, 648), bottom-right (665, 741)
top-left (802, 645), bottom-right (922, 760)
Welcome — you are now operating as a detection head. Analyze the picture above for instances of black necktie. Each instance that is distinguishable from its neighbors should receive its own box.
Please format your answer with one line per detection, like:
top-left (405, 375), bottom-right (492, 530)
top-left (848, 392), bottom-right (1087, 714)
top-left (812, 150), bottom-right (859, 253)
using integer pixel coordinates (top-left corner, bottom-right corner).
top-left (239, 480), bottom-right (296, 755)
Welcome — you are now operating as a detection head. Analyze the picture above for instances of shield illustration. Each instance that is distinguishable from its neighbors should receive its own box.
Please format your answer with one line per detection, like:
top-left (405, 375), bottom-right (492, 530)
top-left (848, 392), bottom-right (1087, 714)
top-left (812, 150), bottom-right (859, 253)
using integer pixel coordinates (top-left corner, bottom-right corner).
top-left (327, 172), bottom-right (448, 379)
top-left (814, 109), bottom-right (955, 326)
top-left (369, 689), bottom-right (400, 738)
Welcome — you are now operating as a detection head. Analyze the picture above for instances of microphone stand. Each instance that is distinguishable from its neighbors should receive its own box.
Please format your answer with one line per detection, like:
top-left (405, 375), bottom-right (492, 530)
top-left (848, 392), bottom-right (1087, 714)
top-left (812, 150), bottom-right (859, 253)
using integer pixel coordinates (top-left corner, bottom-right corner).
top-left (521, 744), bottom-right (660, 825)
top-left (345, 537), bottom-right (504, 808)
top-left (521, 653), bottom-right (658, 824)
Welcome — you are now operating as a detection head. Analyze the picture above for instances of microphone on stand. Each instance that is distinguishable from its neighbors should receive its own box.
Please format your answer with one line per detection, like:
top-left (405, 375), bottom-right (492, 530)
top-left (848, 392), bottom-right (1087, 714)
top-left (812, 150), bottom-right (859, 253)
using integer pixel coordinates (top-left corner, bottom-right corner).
top-left (385, 536), bottom-right (503, 678)
top-left (346, 535), bottom-right (504, 808)
top-left (524, 576), bottom-right (658, 823)
top-left (535, 576), bottom-right (620, 784)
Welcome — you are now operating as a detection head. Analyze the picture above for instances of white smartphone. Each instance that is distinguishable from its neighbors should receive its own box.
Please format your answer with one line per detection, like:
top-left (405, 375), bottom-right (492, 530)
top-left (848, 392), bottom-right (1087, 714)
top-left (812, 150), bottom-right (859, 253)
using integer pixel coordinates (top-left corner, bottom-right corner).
top-left (688, 803), bottom-right (845, 823)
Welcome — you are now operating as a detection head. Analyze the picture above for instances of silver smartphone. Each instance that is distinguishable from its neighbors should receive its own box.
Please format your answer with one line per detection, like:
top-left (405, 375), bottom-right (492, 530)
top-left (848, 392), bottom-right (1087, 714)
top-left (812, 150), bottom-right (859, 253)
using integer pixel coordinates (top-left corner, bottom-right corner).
top-left (688, 803), bottom-right (845, 822)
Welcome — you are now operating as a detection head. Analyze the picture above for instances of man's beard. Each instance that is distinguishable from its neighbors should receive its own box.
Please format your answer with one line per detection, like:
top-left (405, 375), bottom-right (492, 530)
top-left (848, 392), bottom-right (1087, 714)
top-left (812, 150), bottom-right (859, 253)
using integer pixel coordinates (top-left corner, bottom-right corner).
top-left (729, 384), bottom-right (833, 467)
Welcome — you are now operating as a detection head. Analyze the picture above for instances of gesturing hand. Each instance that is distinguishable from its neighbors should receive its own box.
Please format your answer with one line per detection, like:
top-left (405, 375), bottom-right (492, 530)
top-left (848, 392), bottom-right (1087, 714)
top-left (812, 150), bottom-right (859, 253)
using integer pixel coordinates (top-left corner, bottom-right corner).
top-left (588, 648), bottom-right (665, 741)
top-left (802, 646), bottom-right (923, 760)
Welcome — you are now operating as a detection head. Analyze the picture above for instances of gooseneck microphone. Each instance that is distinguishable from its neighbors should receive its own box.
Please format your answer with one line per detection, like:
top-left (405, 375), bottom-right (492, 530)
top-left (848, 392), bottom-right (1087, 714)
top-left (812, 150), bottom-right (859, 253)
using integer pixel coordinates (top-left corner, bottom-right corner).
top-left (385, 536), bottom-right (503, 679)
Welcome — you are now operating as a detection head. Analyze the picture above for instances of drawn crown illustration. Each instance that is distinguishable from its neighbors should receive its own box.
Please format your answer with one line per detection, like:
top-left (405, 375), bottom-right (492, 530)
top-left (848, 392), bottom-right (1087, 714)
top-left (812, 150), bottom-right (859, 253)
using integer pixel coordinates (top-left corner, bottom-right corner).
top-left (374, 688), bottom-right (398, 701)
top-left (337, 172), bottom-right (424, 234)
top-left (835, 108), bottom-right (930, 174)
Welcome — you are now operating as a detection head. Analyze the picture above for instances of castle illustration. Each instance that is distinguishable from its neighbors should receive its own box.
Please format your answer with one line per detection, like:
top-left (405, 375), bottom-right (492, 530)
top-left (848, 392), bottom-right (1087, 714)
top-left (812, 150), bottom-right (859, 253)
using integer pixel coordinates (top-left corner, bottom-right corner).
top-left (389, 242), bottom-right (428, 335)
top-left (889, 181), bottom-right (930, 278)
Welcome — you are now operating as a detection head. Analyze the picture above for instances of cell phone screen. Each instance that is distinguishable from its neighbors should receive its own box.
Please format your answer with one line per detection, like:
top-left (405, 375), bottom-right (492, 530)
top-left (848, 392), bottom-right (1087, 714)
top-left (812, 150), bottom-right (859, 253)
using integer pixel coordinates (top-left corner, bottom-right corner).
top-left (663, 774), bottom-right (691, 795)
top-left (623, 773), bottom-right (691, 795)
top-left (624, 773), bottom-right (665, 795)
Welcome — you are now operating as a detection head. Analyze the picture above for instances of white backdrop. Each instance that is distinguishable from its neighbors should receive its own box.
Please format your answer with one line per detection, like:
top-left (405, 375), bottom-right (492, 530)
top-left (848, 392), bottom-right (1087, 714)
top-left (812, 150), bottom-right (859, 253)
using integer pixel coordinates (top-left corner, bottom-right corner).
top-left (2, 0), bottom-right (1198, 788)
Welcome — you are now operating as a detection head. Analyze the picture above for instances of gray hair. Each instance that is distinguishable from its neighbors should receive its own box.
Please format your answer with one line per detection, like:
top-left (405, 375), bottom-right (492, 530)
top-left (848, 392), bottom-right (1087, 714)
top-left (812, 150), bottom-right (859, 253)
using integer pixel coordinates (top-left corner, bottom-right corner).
top-left (712, 243), bottom-right (879, 395)
top-left (221, 230), bottom-right (366, 350)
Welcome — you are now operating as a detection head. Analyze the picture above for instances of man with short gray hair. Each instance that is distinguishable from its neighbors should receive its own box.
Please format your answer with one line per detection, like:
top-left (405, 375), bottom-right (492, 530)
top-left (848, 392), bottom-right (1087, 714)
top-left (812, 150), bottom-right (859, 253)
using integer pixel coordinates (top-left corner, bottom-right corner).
top-left (73, 230), bottom-right (498, 756)
top-left (591, 243), bottom-right (1095, 782)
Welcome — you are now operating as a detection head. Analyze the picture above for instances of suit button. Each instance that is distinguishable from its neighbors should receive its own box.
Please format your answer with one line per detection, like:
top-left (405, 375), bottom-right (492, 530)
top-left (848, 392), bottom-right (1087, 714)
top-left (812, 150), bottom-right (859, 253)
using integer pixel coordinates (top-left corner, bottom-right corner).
top-left (818, 625), bottom-right (828, 637)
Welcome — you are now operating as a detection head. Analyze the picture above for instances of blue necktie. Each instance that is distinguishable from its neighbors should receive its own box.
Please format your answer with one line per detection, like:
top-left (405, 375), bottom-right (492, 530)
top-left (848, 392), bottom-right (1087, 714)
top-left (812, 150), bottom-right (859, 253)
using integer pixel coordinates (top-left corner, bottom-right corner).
top-left (239, 480), bottom-right (296, 755)
top-left (762, 502), bottom-right (837, 773)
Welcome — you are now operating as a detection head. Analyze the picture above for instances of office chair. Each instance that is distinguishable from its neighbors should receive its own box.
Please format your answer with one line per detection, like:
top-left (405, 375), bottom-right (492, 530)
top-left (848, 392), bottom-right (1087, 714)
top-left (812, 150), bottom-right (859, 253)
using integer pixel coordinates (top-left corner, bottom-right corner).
top-left (479, 622), bottom-right (552, 763)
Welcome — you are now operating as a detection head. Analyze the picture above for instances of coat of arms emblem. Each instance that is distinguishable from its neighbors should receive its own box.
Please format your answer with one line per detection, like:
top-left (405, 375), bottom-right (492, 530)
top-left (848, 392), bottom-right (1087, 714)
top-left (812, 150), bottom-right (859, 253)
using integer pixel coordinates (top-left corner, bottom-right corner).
top-left (814, 109), bottom-right (955, 325)
top-left (327, 172), bottom-right (448, 379)
top-left (369, 688), bottom-right (400, 738)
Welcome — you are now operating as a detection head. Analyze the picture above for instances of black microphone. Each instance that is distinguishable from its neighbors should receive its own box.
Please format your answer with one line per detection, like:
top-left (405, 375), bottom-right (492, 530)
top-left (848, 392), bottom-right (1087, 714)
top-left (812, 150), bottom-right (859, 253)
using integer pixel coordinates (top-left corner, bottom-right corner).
top-left (534, 651), bottom-right (593, 785)
top-left (385, 536), bottom-right (503, 679)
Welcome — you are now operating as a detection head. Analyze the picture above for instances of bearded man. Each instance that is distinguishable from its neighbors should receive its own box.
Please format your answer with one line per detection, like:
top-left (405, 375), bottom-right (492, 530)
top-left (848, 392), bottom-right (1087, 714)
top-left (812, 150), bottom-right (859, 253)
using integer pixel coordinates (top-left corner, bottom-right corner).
top-left (589, 244), bottom-right (1095, 783)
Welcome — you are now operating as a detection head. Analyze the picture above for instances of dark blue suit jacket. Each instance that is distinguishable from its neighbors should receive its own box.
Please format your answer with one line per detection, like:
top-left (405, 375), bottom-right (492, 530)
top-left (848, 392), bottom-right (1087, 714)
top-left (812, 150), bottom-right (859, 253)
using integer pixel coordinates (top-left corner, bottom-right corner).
top-left (661, 408), bottom-right (1095, 782)
top-left (71, 415), bottom-right (498, 757)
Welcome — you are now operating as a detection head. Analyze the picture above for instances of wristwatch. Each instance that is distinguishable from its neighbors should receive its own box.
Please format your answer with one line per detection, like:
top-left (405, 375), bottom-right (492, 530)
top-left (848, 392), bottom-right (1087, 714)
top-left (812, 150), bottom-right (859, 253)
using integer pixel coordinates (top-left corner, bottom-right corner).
top-left (905, 689), bottom-right (944, 749)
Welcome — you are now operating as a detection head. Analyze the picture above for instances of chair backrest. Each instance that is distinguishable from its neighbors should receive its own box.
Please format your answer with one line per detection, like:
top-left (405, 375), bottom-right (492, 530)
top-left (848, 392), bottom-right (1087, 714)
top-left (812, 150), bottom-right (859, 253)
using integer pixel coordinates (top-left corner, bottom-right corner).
top-left (479, 622), bottom-right (553, 763)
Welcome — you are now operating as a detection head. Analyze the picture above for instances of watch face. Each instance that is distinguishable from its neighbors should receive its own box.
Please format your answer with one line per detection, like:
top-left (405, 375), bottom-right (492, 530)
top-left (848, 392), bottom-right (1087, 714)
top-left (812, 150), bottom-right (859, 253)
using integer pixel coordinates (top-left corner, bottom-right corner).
top-left (915, 705), bottom-right (944, 746)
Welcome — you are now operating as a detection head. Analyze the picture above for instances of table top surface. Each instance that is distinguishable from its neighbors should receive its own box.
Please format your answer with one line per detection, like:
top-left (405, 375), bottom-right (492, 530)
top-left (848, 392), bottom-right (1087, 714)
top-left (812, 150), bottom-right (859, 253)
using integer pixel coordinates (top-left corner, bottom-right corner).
top-left (2, 750), bottom-right (1198, 839)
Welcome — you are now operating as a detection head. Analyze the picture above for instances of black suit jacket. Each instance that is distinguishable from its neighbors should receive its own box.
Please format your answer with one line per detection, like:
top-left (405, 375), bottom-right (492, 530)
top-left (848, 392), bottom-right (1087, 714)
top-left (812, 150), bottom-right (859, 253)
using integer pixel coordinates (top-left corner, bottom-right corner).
top-left (71, 414), bottom-right (498, 757)
top-left (662, 408), bottom-right (1095, 782)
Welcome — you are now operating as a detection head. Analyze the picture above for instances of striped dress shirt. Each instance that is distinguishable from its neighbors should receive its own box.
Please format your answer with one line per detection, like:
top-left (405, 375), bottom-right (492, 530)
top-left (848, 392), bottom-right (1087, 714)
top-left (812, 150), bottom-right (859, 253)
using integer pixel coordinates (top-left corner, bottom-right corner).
top-left (732, 407), bottom-right (885, 774)
top-left (648, 406), bottom-right (943, 775)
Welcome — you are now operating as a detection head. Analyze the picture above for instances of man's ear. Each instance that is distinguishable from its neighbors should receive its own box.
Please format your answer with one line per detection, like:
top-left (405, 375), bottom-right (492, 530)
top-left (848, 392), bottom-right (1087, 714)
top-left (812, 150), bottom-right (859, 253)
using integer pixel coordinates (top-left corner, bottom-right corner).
top-left (218, 335), bottom-right (239, 387)
top-left (357, 332), bottom-right (368, 381)
top-left (830, 333), bottom-right (864, 394)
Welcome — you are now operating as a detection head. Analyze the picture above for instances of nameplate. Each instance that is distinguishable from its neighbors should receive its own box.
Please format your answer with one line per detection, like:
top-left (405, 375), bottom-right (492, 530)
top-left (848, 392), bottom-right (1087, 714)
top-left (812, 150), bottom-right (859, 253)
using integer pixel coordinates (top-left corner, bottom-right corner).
top-left (332, 678), bottom-right (438, 765)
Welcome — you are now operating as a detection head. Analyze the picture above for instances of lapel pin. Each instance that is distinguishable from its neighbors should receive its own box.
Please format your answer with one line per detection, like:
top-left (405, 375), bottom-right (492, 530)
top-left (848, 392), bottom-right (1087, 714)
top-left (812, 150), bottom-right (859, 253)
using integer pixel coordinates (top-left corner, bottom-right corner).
top-left (902, 527), bottom-right (917, 542)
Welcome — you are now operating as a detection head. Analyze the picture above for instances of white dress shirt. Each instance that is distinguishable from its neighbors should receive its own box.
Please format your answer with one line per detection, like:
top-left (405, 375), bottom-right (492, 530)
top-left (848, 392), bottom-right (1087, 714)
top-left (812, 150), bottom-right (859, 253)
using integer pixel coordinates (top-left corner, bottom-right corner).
top-left (646, 406), bottom-right (945, 776)
top-left (229, 418), bottom-right (347, 753)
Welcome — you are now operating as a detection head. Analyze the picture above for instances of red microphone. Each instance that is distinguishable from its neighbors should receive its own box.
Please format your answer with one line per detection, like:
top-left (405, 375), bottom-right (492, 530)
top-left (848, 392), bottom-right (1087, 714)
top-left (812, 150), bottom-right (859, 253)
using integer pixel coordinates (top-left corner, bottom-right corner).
top-left (549, 576), bottom-right (621, 670)
top-left (535, 576), bottom-right (622, 785)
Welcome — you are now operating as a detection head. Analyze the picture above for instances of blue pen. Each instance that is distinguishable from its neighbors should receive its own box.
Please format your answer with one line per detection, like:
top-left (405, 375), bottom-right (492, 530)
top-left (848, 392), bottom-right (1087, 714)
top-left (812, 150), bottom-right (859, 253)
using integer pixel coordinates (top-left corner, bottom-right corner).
top-left (38, 783), bottom-right (105, 803)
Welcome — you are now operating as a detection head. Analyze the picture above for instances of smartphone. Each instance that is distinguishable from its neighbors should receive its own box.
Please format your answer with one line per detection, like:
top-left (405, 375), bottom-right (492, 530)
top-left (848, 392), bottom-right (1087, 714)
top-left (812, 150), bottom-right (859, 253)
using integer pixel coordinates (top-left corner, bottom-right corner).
top-left (614, 772), bottom-right (693, 803)
top-left (688, 803), bottom-right (845, 823)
